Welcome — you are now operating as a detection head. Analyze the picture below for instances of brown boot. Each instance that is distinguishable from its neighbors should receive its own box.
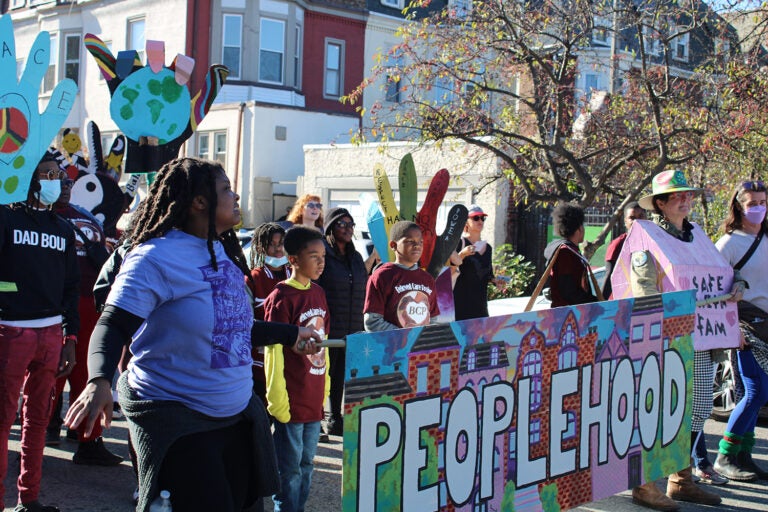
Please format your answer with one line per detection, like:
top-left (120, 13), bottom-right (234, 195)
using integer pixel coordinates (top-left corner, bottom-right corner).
top-left (632, 482), bottom-right (680, 511)
top-left (666, 466), bottom-right (721, 505)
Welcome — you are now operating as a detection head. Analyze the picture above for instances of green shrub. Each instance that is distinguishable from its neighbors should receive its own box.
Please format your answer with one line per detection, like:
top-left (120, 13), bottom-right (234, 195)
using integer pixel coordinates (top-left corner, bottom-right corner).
top-left (488, 244), bottom-right (536, 300)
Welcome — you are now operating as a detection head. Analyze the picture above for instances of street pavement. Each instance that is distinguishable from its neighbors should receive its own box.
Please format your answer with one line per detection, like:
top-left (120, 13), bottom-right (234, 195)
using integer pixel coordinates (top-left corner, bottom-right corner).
top-left (3, 409), bottom-right (767, 511)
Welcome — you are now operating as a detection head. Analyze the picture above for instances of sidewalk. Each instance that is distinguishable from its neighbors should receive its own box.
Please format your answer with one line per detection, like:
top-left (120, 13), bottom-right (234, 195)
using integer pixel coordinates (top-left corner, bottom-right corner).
top-left (4, 413), bottom-right (767, 511)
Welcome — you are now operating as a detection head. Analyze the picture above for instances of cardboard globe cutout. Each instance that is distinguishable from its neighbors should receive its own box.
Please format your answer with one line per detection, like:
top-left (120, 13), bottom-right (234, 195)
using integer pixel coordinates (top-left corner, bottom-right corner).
top-left (84, 35), bottom-right (228, 173)
top-left (0, 14), bottom-right (77, 203)
top-left (611, 219), bottom-right (739, 350)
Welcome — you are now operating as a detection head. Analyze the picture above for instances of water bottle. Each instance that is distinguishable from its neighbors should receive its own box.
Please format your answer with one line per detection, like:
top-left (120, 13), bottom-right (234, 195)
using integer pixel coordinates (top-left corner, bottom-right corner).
top-left (149, 490), bottom-right (172, 511)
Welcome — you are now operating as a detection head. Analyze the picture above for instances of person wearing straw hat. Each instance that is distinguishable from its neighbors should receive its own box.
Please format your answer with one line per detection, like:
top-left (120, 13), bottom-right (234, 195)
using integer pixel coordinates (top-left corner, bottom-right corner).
top-left (624, 170), bottom-right (745, 510)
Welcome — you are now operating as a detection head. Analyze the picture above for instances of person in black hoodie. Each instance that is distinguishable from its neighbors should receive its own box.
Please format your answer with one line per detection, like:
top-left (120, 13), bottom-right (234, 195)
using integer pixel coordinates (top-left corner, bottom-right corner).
top-left (316, 207), bottom-right (368, 437)
top-left (543, 203), bottom-right (598, 307)
top-left (0, 153), bottom-right (80, 512)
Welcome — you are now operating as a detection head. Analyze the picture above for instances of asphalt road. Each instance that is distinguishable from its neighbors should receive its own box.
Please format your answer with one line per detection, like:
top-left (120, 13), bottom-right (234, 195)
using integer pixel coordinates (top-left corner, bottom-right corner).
top-left (3, 409), bottom-right (767, 511)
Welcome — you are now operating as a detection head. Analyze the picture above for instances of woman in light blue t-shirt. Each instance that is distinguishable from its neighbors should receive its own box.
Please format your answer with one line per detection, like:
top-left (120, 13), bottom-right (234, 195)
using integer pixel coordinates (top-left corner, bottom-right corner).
top-left (64, 158), bottom-right (321, 512)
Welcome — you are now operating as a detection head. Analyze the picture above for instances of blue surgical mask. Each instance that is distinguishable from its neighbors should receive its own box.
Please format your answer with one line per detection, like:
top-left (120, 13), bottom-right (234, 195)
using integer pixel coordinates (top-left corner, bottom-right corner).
top-left (37, 180), bottom-right (61, 206)
top-left (264, 255), bottom-right (289, 268)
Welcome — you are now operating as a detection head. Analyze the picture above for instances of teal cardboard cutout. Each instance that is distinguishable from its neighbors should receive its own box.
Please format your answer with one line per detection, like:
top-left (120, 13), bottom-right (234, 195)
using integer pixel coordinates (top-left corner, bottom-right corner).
top-left (84, 34), bottom-right (228, 173)
top-left (0, 14), bottom-right (77, 204)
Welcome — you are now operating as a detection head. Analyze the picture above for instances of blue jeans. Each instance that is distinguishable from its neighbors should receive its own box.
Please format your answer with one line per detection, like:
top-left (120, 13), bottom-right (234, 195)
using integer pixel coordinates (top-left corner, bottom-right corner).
top-left (272, 421), bottom-right (321, 512)
top-left (725, 350), bottom-right (768, 437)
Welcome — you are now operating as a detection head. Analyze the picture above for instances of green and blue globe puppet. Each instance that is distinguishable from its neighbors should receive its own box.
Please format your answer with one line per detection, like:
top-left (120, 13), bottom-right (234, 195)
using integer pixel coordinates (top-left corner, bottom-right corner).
top-left (84, 34), bottom-right (228, 173)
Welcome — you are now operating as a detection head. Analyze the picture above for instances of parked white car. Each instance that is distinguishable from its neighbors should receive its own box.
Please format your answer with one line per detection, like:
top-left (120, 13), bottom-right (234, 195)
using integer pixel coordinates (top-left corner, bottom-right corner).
top-left (488, 267), bottom-right (606, 317)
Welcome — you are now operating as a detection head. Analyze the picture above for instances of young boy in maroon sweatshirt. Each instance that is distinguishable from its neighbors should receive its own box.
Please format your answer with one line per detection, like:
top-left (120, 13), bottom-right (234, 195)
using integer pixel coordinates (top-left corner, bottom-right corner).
top-left (264, 226), bottom-right (330, 512)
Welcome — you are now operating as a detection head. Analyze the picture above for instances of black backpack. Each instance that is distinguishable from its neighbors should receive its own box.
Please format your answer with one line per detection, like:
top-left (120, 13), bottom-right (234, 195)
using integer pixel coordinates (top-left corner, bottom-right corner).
top-left (93, 240), bottom-right (131, 312)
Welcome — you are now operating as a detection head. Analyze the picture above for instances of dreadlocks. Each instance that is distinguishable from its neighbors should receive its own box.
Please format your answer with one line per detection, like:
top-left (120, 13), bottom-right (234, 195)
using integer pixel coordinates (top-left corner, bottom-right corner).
top-left (249, 222), bottom-right (286, 269)
top-left (127, 157), bottom-right (249, 274)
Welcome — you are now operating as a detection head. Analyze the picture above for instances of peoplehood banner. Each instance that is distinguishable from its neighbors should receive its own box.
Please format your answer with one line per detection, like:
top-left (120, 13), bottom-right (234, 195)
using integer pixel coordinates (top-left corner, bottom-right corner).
top-left (343, 290), bottom-right (696, 511)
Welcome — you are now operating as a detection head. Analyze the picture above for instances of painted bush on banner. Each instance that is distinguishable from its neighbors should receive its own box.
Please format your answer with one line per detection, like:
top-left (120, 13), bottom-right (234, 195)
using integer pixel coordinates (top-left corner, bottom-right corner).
top-left (343, 290), bottom-right (696, 512)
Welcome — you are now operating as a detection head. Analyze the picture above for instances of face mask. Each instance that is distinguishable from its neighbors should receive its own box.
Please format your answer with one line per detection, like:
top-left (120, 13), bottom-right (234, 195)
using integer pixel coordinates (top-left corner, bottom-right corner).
top-left (744, 205), bottom-right (766, 225)
top-left (264, 255), bottom-right (289, 268)
top-left (37, 180), bottom-right (61, 206)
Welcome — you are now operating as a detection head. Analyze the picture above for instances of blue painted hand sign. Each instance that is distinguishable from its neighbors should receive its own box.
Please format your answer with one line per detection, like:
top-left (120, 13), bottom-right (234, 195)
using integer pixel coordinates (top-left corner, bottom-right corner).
top-left (0, 14), bottom-right (77, 204)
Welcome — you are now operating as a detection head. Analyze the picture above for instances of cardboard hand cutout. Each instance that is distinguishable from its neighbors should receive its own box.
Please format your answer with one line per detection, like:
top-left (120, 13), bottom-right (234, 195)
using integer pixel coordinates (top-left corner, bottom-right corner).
top-left (0, 14), bottom-right (77, 203)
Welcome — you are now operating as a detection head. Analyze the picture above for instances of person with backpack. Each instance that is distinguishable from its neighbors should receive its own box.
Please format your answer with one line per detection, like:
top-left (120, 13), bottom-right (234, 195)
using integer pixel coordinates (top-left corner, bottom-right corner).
top-left (543, 203), bottom-right (598, 307)
top-left (713, 180), bottom-right (768, 482)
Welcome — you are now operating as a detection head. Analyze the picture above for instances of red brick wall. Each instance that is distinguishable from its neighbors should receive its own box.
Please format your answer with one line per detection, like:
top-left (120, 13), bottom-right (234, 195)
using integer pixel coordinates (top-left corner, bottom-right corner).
top-left (303, 10), bottom-right (365, 115)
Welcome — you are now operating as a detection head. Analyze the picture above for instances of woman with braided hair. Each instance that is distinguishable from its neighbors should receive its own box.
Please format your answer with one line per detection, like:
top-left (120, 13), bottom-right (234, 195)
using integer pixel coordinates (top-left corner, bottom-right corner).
top-left (63, 157), bottom-right (321, 512)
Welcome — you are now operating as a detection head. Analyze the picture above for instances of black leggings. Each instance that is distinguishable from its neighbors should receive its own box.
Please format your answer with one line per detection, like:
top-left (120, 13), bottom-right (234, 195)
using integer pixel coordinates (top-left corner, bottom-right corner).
top-left (158, 420), bottom-right (254, 512)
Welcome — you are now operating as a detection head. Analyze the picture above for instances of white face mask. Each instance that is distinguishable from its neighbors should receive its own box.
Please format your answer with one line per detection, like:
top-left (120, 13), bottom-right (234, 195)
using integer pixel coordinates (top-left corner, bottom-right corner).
top-left (37, 180), bottom-right (61, 206)
top-left (264, 255), bottom-right (289, 268)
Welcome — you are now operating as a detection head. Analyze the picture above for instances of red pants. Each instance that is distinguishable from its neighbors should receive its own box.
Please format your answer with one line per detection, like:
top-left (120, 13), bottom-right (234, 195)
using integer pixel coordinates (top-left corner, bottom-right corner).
top-left (0, 322), bottom-right (62, 506)
top-left (52, 295), bottom-right (101, 442)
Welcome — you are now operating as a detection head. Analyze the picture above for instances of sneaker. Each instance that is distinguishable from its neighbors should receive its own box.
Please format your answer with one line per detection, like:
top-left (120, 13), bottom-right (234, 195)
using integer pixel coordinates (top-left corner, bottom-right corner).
top-left (72, 437), bottom-right (123, 466)
top-left (44, 428), bottom-right (61, 447)
top-left (692, 465), bottom-right (728, 486)
top-left (13, 501), bottom-right (60, 512)
top-left (319, 433), bottom-right (330, 443)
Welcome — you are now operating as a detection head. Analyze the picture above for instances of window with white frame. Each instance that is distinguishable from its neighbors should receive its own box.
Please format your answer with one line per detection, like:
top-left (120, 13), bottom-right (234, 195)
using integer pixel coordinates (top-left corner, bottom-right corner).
top-left (643, 24), bottom-right (659, 56)
top-left (385, 53), bottom-right (403, 103)
top-left (714, 37), bottom-right (730, 56)
top-left (222, 14), bottom-right (242, 80)
top-left (584, 73), bottom-right (599, 101)
top-left (127, 17), bottom-right (146, 64)
top-left (294, 26), bottom-right (302, 88)
top-left (10, 0), bottom-right (25, 9)
top-left (324, 39), bottom-right (344, 99)
top-left (64, 34), bottom-right (81, 85)
top-left (197, 131), bottom-right (227, 167)
top-left (381, 0), bottom-right (403, 8)
top-left (672, 29), bottom-right (689, 62)
top-left (448, 0), bottom-right (472, 18)
top-left (260, 18), bottom-right (285, 84)
top-left (593, 17), bottom-right (610, 46)
top-left (43, 32), bottom-right (58, 93)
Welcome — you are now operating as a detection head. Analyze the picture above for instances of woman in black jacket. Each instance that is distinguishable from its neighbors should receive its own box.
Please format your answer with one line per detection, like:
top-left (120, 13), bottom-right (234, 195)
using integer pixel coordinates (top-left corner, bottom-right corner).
top-left (316, 208), bottom-right (368, 436)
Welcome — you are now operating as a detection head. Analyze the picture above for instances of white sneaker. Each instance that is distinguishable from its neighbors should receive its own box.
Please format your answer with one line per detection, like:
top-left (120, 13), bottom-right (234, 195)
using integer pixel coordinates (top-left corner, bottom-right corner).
top-left (692, 465), bottom-right (729, 485)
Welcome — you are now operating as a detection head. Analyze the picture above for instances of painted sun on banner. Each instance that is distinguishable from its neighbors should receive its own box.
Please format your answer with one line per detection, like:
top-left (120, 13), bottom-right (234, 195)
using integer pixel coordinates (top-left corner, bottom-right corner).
top-left (343, 290), bottom-right (697, 512)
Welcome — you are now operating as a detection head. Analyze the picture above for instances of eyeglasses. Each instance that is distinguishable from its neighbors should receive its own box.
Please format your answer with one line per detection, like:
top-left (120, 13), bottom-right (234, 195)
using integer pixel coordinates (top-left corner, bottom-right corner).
top-left (334, 220), bottom-right (355, 230)
top-left (470, 215), bottom-right (487, 222)
top-left (668, 191), bottom-right (694, 201)
top-left (742, 180), bottom-right (766, 192)
top-left (306, 202), bottom-right (323, 209)
top-left (40, 169), bottom-right (68, 181)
